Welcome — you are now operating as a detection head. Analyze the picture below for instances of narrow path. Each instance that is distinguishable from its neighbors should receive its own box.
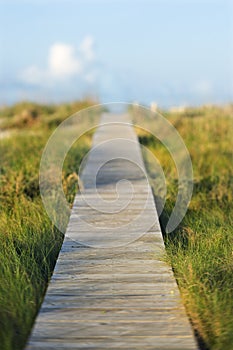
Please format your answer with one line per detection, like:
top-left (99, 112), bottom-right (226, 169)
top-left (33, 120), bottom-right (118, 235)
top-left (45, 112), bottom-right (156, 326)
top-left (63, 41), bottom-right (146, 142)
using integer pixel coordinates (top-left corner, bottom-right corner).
top-left (26, 113), bottom-right (198, 349)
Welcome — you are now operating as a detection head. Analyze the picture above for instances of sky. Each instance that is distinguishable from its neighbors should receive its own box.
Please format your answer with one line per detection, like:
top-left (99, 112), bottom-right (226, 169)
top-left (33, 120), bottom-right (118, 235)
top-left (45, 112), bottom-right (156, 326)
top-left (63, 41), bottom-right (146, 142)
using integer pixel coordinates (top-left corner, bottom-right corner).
top-left (0, 0), bottom-right (233, 108)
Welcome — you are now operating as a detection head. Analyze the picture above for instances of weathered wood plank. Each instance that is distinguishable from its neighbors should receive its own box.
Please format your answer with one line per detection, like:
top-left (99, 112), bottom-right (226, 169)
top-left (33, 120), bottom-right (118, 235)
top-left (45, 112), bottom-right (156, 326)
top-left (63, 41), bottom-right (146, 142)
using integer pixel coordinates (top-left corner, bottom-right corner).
top-left (25, 113), bottom-right (198, 349)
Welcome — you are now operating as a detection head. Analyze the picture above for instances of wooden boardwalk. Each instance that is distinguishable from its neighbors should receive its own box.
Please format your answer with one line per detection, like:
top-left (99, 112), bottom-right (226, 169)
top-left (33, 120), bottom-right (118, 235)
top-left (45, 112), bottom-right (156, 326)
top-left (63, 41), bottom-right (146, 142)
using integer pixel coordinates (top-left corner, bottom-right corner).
top-left (26, 114), bottom-right (198, 349)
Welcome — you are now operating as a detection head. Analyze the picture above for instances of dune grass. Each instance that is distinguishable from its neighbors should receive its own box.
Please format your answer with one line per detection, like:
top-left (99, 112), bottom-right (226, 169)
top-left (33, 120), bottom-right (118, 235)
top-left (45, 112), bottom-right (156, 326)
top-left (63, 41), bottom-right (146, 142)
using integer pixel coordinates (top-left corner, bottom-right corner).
top-left (0, 101), bottom-right (93, 350)
top-left (136, 105), bottom-right (233, 350)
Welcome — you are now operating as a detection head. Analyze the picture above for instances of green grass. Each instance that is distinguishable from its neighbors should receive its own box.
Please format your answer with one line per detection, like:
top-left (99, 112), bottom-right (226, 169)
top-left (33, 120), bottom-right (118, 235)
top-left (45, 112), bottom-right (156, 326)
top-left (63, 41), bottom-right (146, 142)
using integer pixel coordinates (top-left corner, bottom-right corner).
top-left (0, 100), bottom-right (94, 350)
top-left (136, 105), bottom-right (233, 350)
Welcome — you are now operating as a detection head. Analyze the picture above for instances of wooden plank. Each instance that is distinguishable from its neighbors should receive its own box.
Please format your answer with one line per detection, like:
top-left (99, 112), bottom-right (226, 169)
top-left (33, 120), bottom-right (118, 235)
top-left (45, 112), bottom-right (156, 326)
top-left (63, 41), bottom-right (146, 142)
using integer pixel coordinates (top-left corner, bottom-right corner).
top-left (25, 113), bottom-right (198, 349)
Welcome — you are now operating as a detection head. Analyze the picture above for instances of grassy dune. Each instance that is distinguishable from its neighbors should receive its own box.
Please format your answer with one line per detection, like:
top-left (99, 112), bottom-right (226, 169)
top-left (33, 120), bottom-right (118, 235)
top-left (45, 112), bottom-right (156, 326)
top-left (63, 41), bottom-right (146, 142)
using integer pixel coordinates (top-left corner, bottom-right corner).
top-left (137, 105), bottom-right (233, 350)
top-left (0, 101), bottom-right (93, 350)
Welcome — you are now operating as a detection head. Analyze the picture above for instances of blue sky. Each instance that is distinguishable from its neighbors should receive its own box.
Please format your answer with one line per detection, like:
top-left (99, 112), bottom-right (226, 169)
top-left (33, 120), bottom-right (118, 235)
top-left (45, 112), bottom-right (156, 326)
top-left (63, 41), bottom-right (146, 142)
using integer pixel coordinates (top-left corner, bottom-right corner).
top-left (0, 0), bottom-right (232, 107)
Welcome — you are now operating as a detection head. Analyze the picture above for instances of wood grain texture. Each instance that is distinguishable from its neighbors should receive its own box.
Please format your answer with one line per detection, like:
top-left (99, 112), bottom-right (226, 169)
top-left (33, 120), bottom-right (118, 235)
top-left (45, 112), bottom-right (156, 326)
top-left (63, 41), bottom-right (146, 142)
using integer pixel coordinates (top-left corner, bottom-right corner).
top-left (26, 113), bottom-right (198, 349)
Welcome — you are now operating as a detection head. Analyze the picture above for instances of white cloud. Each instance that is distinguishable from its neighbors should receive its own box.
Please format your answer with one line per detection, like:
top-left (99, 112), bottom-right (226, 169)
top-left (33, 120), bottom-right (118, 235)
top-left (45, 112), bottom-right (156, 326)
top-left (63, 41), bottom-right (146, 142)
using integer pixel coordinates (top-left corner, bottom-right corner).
top-left (193, 80), bottom-right (213, 96)
top-left (48, 43), bottom-right (82, 78)
top-left (19, 36), bottom-right (95, 86)
top-left (19, 65), bottom-right (46, 85)
top-left (79, 35), bottom-right (95, 62)
top-left (84, 71), bottom-right (97, 83)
